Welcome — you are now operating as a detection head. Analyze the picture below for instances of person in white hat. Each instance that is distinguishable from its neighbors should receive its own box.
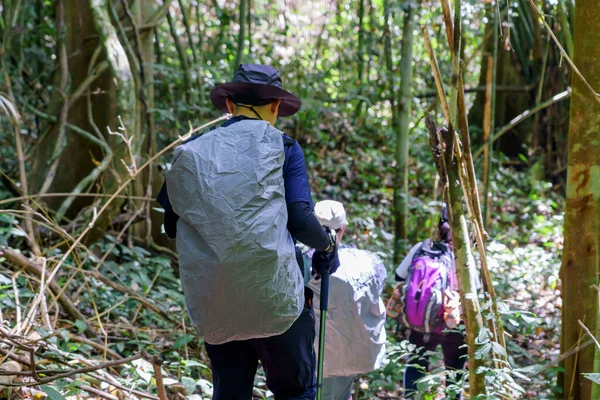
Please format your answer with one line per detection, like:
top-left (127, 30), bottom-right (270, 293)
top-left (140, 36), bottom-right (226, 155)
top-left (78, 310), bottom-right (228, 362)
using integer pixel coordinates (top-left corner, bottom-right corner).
top-left (306, 200), bottom-right (388, 400)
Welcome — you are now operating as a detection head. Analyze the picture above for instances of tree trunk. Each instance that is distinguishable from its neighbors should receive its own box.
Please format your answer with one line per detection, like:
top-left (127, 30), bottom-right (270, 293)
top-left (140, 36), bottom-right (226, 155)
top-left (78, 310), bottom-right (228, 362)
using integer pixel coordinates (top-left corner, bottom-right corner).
top-left (559, 0), bottom-right (600, 398)
top-left (29, 0), bottom-right (117, 216)
top-left (393, 3), bottom-right (416, 264)
top-left (234, 0), bottom-right (246, 69)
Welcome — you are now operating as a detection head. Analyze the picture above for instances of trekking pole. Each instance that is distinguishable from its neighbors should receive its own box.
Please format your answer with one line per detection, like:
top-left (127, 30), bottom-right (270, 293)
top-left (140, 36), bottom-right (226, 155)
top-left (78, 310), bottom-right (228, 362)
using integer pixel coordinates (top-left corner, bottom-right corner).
top-left (316, 229), bottom-right (336, 400)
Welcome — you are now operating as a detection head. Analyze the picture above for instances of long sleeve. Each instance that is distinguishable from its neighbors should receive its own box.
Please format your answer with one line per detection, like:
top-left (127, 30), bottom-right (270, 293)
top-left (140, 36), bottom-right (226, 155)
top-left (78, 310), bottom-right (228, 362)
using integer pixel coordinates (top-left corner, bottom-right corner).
top-left (394, 243), bottom-right (423, 280)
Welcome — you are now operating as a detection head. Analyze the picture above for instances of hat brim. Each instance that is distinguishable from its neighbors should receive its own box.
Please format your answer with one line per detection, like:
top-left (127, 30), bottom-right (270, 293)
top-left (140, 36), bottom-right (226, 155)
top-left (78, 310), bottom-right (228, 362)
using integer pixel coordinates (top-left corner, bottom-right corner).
top-left (210, 82), bottom-right (301, 117)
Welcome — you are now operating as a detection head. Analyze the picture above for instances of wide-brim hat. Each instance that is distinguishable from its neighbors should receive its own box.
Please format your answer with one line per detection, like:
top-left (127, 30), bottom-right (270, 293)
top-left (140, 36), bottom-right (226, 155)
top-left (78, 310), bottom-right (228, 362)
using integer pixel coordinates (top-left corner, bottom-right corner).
top-left (210, 64), bottom-right (301, 117)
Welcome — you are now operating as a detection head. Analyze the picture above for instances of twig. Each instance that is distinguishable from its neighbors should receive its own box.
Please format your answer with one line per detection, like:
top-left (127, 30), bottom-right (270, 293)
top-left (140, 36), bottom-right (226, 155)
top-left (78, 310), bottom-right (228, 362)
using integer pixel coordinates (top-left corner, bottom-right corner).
top-left (0, 193), bottom-right (155, 207)
top-left (578, 320), bottom-right (600, 352)
top-left (149, 355), bottom-right (168, 400)
top-left (39, 260), bottom-right (54, 333)
top-left (0, 353), bottom-right (142, 387)
top-left (529, 0), bottom-right (600, 104)
top-left (90, 371), bottom-right (160, 400)
top-left (1, 248), bottom-right (97, 338)
top-left (64, 263), bottom-right (173, 323)
top-left (15, 114), bottom-right (230, 340)
top-left (132, 266), bottom-right (163, 323)
top-left (69, 335), bottom-right (123, 360)
top-left (474, 89), bottom-right (572, 158)
top-left (11, 274), bottom-right (22, 333)
top-left (66, 380), bottom-right (119, 400)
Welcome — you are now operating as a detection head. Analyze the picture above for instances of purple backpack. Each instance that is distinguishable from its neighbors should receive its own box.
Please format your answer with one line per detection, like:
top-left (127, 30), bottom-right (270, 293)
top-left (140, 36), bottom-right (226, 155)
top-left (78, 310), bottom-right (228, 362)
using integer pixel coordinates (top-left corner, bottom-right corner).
top-left (399, 240), bottom-right (454, 334)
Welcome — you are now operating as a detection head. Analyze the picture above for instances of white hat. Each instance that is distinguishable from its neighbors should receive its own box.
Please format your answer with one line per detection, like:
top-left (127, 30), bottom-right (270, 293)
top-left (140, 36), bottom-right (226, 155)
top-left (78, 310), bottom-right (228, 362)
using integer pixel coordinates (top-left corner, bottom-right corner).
top-left (314, 200), bottom-right (348, 230)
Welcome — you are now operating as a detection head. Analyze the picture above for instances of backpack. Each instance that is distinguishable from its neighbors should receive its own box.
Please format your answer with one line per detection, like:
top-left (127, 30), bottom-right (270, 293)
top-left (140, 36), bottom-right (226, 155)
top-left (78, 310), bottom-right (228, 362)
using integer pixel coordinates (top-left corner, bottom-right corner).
top-left (166, 119), bottom-right (304, 344)
top-left (386, 240), bottom-right (454, 335)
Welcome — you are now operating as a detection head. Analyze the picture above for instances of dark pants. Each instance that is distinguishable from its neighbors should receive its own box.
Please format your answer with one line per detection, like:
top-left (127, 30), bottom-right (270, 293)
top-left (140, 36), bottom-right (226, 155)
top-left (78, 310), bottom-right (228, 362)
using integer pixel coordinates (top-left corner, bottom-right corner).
top-left (403, 330), bottom-right (467, 399)
top-left (205, 290), bottom-right (317, 400)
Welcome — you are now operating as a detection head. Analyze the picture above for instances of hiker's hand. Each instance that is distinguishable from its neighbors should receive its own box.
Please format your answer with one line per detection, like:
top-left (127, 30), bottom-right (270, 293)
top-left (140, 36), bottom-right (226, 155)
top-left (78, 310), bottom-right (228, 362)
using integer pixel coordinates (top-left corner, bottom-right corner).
top-left (312, 228), bottom-right (340, 276)
top-left (444, 290), bottom-right (461, 329)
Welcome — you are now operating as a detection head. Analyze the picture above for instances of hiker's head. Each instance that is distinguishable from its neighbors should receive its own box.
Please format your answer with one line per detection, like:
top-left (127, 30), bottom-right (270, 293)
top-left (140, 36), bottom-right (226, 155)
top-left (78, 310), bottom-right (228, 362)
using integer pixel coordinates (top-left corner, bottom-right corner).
top-left (314, 200), bottom-right (348, 243)
top-left (210, 64), bottom-right (301, 125)
top-left (225, 97), bottom-right (282, 125)
top-left (438, 206), bottom-right (452, 246)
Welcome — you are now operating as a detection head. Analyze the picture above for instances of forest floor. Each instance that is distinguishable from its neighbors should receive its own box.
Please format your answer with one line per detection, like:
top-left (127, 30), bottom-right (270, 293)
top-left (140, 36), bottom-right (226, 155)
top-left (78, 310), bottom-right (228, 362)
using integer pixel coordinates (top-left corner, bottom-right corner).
top-left (0, 165), bottom-right (564, 399)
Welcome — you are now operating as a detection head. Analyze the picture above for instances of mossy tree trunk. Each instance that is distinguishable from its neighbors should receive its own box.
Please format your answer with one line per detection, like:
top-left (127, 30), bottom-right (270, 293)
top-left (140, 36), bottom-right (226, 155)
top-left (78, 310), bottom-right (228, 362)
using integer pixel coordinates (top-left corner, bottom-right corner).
top-left (559, 0), bottom-right (600, 398)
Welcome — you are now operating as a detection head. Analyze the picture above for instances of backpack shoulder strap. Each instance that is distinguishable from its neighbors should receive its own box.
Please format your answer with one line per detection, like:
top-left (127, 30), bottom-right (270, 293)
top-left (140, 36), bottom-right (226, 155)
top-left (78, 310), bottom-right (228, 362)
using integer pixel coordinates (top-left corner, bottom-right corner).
top-left (282, 134), bottom-right (296, 147)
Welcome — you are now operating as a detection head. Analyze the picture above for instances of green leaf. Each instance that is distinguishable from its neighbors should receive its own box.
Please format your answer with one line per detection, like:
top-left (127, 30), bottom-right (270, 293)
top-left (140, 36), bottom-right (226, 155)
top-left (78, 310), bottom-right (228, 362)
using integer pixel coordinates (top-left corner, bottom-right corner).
top-left (115, 342), bottom-right (125, 353)
top-left (0, 273), bottom-right (11, 285)
top-left (74, 320), bottom-right (87, 333)
top-left (475, 342), bottom-right (492, 360)
top-left (511, 369), bottom-right (532, 382)
top-left (9, 227), bottom-right (27, 237)
top-left (40, 385), bottom-right (67, 400)
top-left (174, 334), bottom-right (194, 349)
top-left (185, 360), bottom-right (207, 368)
top-left (491, 341), bottom-right (507, 357)
top-left (475, 327), bottom-right (491, 345)
top-left (584, 373), bottom-right (600, 385)
top-left (181, 376), bottom-right (197, 395)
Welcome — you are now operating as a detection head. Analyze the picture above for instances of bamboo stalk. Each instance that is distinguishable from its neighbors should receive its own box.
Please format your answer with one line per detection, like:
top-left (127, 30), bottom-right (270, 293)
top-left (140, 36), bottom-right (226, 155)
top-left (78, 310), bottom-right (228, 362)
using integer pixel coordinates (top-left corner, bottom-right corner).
top-left (421, 26), bottom-right (451, 123)
top-left (482, 55), bottom-right (493, 193)
top-left (483, 1), bottom-right (499, 226)
top-left (234, 0), bottom-right (247, 68)
top-left (557, 1), bottom-right (573, 58)
top-left (393, 1), bottom-right (417, 264)
top-left (440, 0), bottom-right (454, 50)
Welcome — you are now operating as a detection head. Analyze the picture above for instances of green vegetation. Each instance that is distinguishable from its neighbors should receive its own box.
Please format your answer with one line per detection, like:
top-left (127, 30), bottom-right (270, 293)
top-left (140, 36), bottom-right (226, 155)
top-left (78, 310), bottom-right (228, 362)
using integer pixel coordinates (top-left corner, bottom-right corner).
top-left (0, 0), bottom-right (594, 398)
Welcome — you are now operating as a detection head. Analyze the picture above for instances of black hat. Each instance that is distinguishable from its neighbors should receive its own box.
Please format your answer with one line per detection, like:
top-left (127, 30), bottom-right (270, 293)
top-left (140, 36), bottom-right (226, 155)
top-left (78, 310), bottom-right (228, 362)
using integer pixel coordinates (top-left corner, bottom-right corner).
top-left (210, 64), bottom-right (301, 117)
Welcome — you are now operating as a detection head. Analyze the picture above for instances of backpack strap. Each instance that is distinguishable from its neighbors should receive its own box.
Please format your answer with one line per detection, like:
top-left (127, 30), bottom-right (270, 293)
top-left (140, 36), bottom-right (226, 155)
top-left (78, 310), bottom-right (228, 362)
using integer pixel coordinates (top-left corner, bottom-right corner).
top-left (282, 135), bottom-right (296, 147)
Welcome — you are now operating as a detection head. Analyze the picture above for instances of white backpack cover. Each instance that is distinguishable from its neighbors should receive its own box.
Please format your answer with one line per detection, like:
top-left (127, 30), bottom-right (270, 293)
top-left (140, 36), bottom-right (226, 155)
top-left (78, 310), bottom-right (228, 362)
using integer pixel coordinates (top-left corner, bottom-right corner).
top-left (166, 119), bottom-right (304, 344)
top-left (308, 247), bottom-right (387, 376)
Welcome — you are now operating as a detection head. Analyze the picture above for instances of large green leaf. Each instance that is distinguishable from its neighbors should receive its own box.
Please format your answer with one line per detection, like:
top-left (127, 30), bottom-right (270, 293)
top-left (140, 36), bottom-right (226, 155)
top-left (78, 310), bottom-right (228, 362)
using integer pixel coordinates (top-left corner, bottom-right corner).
top-left (583, 373), bottom-right (600, 385)
top-left (40, 385), bottom-right (67, 400)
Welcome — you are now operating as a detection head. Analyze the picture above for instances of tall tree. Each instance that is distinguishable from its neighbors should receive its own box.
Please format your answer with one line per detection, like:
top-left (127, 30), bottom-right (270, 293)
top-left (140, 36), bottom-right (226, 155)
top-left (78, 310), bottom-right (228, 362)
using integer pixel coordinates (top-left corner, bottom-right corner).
top-left (234, 0), bottom-right (247, 68)
top-left (393, 1), bottom-right (417, 264)
top-left (559, 0), bottom-right (600, 398)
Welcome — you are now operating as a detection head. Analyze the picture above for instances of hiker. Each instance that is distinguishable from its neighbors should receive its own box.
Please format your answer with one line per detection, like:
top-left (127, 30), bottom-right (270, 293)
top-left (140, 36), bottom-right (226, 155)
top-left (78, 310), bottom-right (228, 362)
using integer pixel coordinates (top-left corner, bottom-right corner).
top-left (156, 64), bottom-right (339, 400)
top-left (305, 200), bottom-right (387, 400)
top-left (387, 208), bottom-right (466, 399)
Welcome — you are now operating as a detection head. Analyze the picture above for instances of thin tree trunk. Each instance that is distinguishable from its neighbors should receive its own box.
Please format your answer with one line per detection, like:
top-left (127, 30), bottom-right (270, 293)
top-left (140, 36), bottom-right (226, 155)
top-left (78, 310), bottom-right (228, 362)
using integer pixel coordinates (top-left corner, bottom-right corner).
top-left (482, 55), bottom-right (493, 192)
top-left (559, 0), bottom-right (600, 398)
top-left (393, 3), bottom-right (416, 264)
top-left (178, 0), bottom-right (203, 98)
top-left (234, 0), bottom-right (246, 69)
top-left (353, 0), bottom-right (365, 120)
top-left (483, 1), bottom-right (498, 227)
top-left (167, 9), bottom-right (192, 104)
top-left (247, 0), bottom-right (252, 58)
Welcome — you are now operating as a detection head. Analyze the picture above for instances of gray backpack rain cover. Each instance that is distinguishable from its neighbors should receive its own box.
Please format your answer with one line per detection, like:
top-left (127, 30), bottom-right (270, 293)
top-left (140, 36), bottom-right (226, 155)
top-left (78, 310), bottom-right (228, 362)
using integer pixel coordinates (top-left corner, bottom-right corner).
top-left (166, 119), bottom-right (304, 345)
top-left (308, 247), bottom-right (387, 376)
